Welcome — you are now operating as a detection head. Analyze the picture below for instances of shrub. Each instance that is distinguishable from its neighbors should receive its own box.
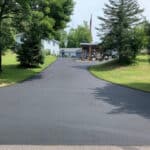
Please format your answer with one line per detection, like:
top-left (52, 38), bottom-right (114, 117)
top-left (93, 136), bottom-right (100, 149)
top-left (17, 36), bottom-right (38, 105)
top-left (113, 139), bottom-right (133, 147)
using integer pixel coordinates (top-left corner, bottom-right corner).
top-left (17, 37), bottom-right (44, 68)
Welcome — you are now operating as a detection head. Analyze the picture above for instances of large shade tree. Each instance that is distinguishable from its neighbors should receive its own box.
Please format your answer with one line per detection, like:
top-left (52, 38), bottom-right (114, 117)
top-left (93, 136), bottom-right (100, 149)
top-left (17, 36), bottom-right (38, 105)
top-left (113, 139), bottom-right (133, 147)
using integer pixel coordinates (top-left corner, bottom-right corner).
top-left (17, 0), bottom-right (74, 67)
top-left (1, 19), bottom-right (16, 52)
top-left (97, 0), bottom-right (143, 64)
top-left (0, 0), bottom-right (30, 72)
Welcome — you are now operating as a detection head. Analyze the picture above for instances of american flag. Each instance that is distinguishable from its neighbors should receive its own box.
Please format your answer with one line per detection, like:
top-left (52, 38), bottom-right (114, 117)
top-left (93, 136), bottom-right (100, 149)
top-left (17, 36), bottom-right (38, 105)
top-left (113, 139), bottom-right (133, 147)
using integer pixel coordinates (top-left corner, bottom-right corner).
top-left (90, 14), bottom-right (93, 37)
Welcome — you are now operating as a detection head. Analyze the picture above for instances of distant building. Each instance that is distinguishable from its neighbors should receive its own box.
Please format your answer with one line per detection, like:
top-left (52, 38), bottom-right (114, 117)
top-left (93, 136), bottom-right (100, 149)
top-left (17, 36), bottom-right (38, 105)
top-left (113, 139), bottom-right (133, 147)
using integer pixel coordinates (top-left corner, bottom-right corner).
top-left (15, 33), bottom-right (60, 56)
top-left (60, 48), bottom-right (82, 58)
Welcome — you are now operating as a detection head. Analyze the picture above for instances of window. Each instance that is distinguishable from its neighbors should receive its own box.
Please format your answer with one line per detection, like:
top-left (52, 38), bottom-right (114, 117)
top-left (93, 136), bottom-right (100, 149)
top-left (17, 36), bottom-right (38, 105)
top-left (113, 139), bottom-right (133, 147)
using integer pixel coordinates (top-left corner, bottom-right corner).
top-left (53, 41), bottom-right (55, 46)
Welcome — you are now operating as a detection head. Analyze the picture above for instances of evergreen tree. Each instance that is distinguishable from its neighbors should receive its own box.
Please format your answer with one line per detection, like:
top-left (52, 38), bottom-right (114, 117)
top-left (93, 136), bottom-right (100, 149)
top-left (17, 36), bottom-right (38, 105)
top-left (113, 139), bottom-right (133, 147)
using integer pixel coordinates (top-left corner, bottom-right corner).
top-left (0, 19), bottom-right (16, 52)
top-left (97, 0), bottom-right (143, 64)
top-left (16, 11), bottom-right (46, 67)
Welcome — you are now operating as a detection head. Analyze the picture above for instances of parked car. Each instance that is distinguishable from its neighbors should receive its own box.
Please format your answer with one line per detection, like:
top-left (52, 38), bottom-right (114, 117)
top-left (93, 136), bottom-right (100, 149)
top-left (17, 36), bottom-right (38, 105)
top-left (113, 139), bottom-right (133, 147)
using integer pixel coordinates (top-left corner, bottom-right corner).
top-left (103, 50), bottom-right (111, 60)
top-left (96, 53), bottom-right (103, 61)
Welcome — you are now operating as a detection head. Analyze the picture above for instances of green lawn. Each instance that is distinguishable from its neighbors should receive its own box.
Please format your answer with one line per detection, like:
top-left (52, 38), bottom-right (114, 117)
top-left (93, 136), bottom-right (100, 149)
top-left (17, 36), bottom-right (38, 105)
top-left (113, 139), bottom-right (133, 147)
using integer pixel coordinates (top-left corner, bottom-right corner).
top-left (89, 55), bottom-right (150, 92)
top-left (0, 52), bottom-right (57, 87)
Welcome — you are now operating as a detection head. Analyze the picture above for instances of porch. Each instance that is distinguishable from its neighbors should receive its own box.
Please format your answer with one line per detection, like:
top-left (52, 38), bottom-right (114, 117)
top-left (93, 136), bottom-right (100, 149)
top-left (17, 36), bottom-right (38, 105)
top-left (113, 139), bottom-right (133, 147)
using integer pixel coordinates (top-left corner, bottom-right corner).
top-left (80, 42), bottom-right (102, 61)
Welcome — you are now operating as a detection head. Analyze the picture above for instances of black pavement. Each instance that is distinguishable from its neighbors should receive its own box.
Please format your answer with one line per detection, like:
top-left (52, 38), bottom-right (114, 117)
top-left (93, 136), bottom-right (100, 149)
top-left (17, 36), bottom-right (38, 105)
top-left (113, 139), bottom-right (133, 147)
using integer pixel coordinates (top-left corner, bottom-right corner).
top-left (0, 58), bottom-right (150, 146)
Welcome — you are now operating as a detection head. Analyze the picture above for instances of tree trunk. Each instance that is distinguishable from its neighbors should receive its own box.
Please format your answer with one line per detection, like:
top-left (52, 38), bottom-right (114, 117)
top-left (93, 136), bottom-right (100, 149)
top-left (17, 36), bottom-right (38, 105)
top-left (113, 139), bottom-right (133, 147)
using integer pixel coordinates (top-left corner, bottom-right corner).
top-left (0, 1), bottom-right (7, 73)
top-left (0, 49), bottom-right (2, 73)
top-left (88, 46), bottom-right (92, 61)
top-left (0, 21), bottom-right (2, 72)
top-left (0, 20), bottom-right (2, 73)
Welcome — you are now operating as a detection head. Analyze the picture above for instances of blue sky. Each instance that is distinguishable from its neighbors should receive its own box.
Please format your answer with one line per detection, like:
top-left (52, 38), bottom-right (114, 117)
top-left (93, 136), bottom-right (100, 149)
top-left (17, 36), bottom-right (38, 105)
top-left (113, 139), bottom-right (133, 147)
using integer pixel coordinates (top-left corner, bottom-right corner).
top-left (67, 0), bottom-right (150, 42)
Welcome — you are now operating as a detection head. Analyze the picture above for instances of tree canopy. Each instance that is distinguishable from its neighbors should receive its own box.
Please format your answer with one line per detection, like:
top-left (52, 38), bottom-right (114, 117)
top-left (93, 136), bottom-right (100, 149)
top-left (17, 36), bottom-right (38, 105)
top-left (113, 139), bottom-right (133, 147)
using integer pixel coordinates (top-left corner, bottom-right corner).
top-left (97, 0), bottom-right (144, 64)
top-left (0, 0), bottom-right (30, 71)
top-left (0, 0), bottom-right (74, 68)
top-left (67, 21), bottom-right (92, 48)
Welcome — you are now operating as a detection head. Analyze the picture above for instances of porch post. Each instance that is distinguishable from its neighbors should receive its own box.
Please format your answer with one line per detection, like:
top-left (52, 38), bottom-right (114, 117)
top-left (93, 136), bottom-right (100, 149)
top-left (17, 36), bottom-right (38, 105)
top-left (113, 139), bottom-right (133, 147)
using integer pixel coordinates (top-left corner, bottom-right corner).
top-left (88, 45), bottom-right (92, 61)
top-left (82, 47), bottom-right (84, 60)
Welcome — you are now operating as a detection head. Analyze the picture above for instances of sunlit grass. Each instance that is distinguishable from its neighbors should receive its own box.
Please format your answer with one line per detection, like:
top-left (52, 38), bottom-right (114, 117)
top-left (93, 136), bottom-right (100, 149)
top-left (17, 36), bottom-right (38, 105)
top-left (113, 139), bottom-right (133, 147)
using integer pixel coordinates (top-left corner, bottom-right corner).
top-left (89, 55), bottom-right (150, 92)
top-left (0, 52), bottom-right (57, 87)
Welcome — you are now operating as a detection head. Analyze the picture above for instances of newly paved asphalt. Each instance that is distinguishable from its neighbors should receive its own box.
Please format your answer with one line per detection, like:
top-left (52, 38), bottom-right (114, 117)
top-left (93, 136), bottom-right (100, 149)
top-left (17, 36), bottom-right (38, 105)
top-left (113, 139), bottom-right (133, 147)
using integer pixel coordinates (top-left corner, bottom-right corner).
top-left (0, 58), bottom-right (150, 146)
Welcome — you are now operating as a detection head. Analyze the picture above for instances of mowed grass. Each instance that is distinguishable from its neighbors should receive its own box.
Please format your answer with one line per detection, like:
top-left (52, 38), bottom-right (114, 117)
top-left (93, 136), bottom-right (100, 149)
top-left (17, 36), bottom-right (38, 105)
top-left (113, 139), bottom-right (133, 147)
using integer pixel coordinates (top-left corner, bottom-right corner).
top-left (89, 55), bottom-right (150, 92)
top-left (0, 52), bottom-right (57, 87)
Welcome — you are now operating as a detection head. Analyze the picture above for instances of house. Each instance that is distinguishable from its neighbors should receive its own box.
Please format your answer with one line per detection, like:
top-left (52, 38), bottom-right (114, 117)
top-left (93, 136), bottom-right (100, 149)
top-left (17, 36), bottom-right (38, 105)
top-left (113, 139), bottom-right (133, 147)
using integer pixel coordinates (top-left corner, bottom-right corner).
top-left (15, 33), bottom-right (60, 56)
top-left (41, 39), bottom-right (60, 56)
top-left (60, 48), bottom-right (82, 58)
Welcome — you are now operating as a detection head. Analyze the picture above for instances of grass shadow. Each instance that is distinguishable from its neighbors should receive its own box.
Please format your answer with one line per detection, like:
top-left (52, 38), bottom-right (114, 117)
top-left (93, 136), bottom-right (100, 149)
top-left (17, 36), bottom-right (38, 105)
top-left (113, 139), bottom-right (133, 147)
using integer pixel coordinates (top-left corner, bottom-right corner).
top-left (89, 60), bottom-right (123, 72)
top-left (127, 83), bottom-right (150, 92)
top-left (0, 64), bottom-right (43, 85)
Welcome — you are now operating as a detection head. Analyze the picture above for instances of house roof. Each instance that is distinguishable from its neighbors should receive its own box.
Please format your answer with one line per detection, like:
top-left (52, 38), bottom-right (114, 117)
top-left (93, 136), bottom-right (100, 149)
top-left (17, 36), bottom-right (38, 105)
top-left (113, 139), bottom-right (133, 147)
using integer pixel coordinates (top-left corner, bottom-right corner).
top-left (80, 42), bottom-right (99, 46)
top-left (60, 48), bottom-right (82, 53)
top-left (42, 39), bottom-right (60, 45)
top-left (51, 39), bottom-right (60, 44)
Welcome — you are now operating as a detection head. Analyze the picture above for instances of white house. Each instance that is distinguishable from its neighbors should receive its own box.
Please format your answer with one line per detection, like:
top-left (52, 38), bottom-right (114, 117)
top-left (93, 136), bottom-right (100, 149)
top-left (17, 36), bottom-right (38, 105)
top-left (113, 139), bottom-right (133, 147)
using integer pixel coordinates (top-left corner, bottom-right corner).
top-left (15, 33), bottom-right (60, 56)
top-left (41, 39), bottom-right (60, 56)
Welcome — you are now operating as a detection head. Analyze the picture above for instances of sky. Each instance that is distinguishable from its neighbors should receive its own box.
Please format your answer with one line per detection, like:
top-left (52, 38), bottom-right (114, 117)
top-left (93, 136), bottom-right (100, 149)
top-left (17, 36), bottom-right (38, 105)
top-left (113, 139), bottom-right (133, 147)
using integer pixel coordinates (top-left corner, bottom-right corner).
top-left (67, 0), bottom-right (150, 42)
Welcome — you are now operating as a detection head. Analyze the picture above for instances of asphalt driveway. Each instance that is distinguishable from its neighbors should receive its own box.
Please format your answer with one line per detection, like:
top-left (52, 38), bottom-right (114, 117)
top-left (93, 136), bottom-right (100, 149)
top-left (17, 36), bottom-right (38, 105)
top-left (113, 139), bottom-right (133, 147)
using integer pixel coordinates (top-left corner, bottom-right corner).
top-left (0, 58), bottom-right (150, 146)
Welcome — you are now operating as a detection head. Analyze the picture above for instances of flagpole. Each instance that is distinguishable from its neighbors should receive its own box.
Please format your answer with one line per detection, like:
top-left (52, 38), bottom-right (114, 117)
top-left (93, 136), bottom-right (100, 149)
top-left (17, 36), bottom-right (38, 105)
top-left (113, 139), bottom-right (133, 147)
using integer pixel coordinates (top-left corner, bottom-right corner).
top-left (90, 14), bottom-right (93, 41)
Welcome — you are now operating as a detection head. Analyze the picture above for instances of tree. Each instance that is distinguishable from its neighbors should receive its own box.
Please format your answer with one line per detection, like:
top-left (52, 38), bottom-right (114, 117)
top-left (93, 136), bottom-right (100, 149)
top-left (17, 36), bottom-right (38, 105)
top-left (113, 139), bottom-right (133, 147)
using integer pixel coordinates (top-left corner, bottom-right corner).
top-left (0, 19), bottom-right (16, 52)
top-left (50, 0), bottom-right (75, 32)
top-left (17, 0), bottom-right (74, 67)
top-left (143, 20), bottom-right (150, 63)
top-left (16, 11), bottom-right (47, 67)
top-left (56, 30), bottom-right (68, 48)
top-left (131, 24), bottom-right (148, 53)
top-left (143, 21), bottom-right (150, 55)
top-left (0, 0), bottom-right (30, 72)
top-left (97, 0), bottom-right (143, 64)
top-left (16, 2), bottom-right (55, 67)
top-left (67, 21), bottom-right (92, 48)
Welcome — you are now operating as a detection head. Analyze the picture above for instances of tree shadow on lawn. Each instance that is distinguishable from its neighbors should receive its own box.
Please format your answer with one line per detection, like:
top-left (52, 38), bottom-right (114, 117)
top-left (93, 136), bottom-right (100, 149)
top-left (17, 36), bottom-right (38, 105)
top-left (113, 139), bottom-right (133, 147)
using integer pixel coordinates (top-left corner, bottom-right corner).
top-left (0, 64), bottom-right (43, 84)
top-left (89, 59), bottom-right (149, 72)
top-left (127, 83), bottom-right (150, 92)
top-left (89, 61), bottom-right (124, 72)
top-left (92, 83), bottom-right (150, 119)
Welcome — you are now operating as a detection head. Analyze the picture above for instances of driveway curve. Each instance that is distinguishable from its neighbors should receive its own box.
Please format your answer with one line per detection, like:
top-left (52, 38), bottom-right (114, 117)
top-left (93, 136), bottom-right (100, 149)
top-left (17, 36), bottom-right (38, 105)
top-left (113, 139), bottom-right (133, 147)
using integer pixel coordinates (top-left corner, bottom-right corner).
top-left (0, 58), bottom-right (150, 146)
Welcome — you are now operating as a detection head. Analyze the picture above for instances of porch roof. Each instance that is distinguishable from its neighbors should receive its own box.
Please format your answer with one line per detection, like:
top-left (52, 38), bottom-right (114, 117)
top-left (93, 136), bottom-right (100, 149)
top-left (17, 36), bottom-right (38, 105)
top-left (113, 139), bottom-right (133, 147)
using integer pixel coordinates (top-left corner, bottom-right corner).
top-left (80, 42), bottom-right (99, 46)
top-left (80, 42), bottom-right (99, 49)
